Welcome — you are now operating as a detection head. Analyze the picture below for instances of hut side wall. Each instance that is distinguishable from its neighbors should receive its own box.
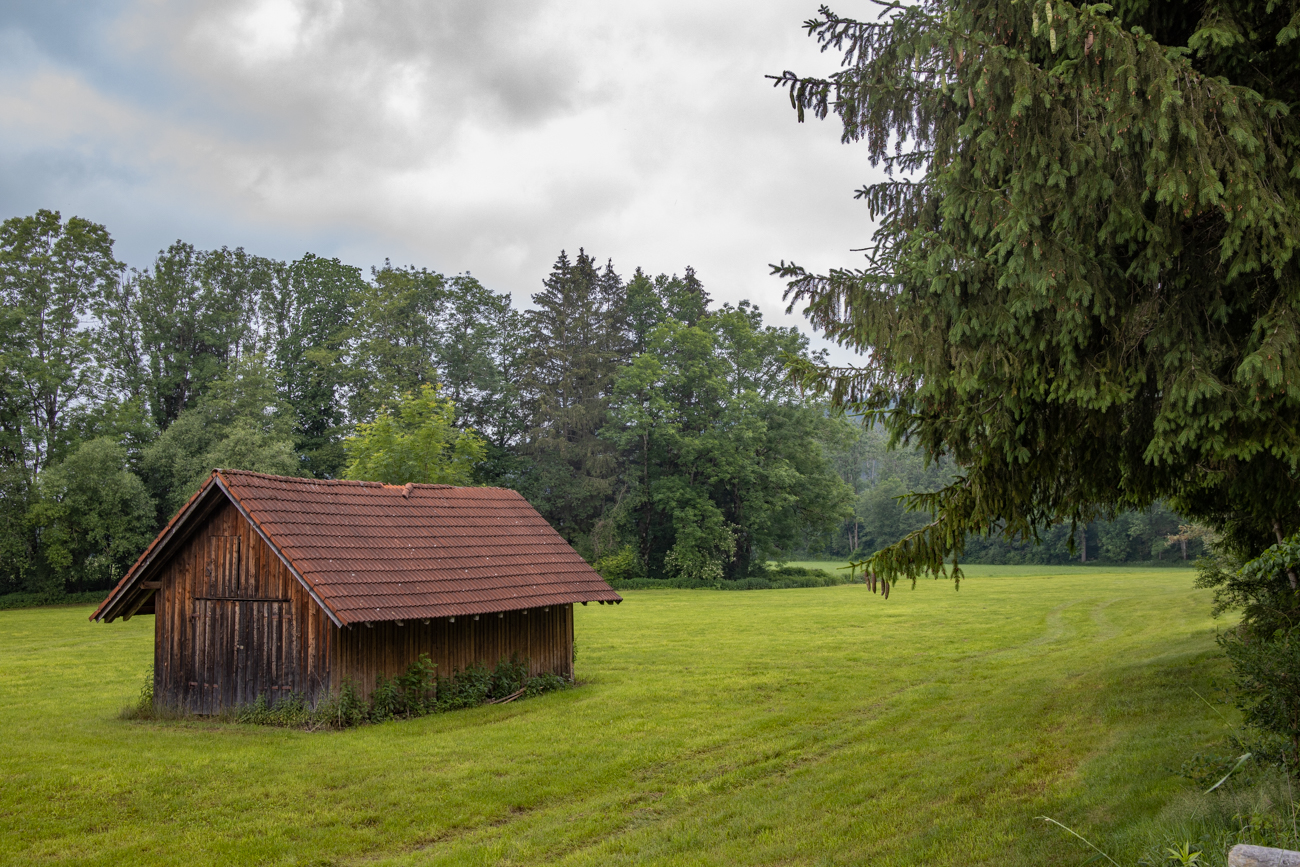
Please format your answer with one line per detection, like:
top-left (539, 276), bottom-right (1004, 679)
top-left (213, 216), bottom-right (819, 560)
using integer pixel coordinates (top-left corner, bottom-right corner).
top-left (153, 499), bottom-right (334, 713)
top-left (331, 604), bottom-right (574, 701)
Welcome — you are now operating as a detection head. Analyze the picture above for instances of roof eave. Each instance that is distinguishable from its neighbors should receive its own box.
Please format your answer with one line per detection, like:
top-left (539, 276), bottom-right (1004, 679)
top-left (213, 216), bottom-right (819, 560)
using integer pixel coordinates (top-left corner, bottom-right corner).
top-left (331, 589), bottom-right (624, 626)
top-left (92, 471), bottom-right (347, 629)
top-left (91, 472), bottom-right (225, 622)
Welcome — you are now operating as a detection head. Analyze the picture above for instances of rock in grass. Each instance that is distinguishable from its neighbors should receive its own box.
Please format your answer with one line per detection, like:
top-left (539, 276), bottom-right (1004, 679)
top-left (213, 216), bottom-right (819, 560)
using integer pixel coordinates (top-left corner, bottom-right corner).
top-left (1230, 844), bottom-right (1300, 867)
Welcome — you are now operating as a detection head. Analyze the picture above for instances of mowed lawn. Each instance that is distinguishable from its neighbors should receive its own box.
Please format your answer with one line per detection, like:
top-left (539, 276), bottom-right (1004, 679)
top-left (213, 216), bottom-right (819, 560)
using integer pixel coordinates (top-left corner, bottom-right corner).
top-left (1, 567), bottom-right (1229, 866)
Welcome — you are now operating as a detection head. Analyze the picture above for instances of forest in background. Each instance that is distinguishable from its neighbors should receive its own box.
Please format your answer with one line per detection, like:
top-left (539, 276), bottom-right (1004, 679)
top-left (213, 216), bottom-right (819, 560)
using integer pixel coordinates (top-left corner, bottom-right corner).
top-left (810, 424), bottom-right (1207, 566)
top-left (0, 210), bottom-right (1200, 599)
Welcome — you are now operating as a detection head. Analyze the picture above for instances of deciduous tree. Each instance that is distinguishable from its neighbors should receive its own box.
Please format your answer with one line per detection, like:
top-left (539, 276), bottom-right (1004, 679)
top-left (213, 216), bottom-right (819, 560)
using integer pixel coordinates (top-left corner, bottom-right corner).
top-left (27, 437), bottom-right (155, 594)
top-left (607, 303), bottom-right (853, 580)
top-left (264, 254), bottom-right (364, 478)
top-left (0, 210), bottom-right (121, 589)
top-left (140, 355), bottom-right (301, 521)
top-left (341, 384), bottom-right (485, 486)
top-left (123, 242), bottom-right (271, 430)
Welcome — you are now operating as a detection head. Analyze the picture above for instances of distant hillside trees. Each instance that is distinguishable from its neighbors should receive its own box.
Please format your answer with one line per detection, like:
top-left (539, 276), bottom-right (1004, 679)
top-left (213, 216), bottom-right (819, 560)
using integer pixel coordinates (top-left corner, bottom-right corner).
top-left (811, 424), bottom-right (1205, 566)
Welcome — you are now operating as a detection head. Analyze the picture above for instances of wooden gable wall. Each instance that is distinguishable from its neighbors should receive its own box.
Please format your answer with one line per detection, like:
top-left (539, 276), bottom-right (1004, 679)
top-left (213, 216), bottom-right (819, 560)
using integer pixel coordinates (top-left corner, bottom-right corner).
top-left (153, 499), bottom-right (334, 712)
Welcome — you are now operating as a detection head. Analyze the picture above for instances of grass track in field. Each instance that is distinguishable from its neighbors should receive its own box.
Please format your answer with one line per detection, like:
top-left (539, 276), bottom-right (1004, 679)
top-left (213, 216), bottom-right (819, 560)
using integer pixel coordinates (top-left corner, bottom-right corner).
top-left (0, 567), bottom-right (1227, 865)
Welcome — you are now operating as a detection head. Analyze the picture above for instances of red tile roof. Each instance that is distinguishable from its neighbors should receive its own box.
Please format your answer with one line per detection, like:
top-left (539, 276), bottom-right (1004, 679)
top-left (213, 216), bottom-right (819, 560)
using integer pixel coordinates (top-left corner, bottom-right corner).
top-left (95, 470), bottom-right (621, 625)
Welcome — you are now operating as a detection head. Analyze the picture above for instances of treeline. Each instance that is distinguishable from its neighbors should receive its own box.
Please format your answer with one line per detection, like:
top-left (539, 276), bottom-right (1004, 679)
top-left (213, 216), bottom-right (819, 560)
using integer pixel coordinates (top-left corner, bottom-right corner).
top-left (0, 210), bottom-right (1195, 600)
top-left (0, 210), bottom-right (857, 597)
top-left (810, 425), bottom-right (1207, 566)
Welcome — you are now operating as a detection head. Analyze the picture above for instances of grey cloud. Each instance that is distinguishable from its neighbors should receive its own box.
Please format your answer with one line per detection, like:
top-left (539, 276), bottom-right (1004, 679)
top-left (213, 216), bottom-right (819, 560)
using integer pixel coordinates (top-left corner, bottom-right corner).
top-left (0, 0), bottom-right (879, 363)
top-left (118, 0), bottom-right (589, 159)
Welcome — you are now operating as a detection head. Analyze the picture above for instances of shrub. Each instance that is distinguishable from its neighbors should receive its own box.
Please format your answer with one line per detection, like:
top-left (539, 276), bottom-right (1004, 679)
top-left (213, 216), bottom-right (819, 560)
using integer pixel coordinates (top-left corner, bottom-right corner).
top-left (0, 590), bottom-right (108, 611)
top-left (120, 653), bottom-right (571, 730)
top-left (592, 545), bottom-right (643, 582)
top-left (1204, 534), bottom-right (1300, 770)
top-left (237, 693), bottom-right (312, 727)
top-left (118, 668), bottom-right (155, 720)
top-left (437, 662), bottom-right (494, 710)
top-left (312, 680), bottom-right (367, 729)
top-left (606, 564), bottom-right (850, 591)
top-left (1222, 628), bottom-right (1300, 766)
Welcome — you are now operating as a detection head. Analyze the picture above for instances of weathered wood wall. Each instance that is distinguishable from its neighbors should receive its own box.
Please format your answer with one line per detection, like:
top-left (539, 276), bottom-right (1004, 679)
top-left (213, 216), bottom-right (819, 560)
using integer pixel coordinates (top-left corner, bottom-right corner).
top-left (153, 500), bottom-right (333, 713)
top-left (150, 497), bottom-right (576, 712)
top-left (331, 605), bottom-right (574, 701)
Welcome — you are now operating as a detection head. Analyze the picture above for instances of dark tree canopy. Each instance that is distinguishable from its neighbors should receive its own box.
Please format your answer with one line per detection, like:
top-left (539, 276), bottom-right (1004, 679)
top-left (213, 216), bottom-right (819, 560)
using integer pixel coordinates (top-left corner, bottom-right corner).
top-left (774, 0), bottom-right (1300, 580)
top-left (606, 302), bottom-right (853, 580)
top-left (520, 250), bottom-right (626, 544)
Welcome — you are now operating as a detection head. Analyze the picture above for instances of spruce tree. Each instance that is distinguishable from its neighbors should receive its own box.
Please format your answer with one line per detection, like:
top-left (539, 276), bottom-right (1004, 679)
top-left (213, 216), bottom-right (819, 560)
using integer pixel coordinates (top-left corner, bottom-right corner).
top-left (774, 1), bottom-right (1300, 580)
top-left (522, 250), bottom-right (628, 547)
top-left (264, 254), bottom-right (363, 478)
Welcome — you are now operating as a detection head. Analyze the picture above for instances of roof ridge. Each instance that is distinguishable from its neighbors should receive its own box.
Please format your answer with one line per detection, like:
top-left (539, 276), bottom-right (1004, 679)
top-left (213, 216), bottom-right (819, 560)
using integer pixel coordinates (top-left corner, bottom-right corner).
top-left (215, 469), bottom-right (517, 493)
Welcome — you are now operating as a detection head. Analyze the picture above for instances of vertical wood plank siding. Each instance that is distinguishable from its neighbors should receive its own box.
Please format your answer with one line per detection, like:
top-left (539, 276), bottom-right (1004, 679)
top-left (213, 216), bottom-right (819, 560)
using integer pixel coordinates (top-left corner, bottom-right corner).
top-left (153, 500), bottom-right (334, 713)
top-left (151, 499), bottom-right (576, 713)
top-left (330, 605), bottom-right (574, 702)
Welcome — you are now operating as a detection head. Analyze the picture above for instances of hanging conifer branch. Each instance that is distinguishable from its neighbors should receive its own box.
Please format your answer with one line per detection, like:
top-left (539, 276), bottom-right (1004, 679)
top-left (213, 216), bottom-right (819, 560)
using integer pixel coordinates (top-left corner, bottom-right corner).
top-left (774, 0), bottom-right (1300, 585)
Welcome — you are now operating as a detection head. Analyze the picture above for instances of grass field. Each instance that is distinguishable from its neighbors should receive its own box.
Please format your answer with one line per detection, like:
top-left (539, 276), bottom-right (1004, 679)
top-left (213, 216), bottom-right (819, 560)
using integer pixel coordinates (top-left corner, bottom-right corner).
top-left (0, 565), bottom-right (1240, 865)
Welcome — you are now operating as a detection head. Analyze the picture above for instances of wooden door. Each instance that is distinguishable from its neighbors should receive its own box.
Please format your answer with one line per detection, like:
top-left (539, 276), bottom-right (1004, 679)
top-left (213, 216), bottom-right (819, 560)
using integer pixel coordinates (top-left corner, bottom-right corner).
top-left (189, 599), bottom-right (295, 713)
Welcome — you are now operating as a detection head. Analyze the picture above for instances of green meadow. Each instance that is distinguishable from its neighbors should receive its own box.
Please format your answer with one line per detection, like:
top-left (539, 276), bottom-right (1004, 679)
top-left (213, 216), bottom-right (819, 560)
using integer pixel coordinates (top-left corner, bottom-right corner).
top-left (0, 566), bottom-right (1238, 865)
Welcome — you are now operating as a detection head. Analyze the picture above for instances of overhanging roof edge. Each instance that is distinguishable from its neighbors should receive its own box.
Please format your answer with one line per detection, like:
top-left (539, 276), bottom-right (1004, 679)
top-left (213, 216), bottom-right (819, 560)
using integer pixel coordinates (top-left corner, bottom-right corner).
top-left (213, 474), bottom-right (344, 628)
top-left (91, 472), bottom-right (224, 622)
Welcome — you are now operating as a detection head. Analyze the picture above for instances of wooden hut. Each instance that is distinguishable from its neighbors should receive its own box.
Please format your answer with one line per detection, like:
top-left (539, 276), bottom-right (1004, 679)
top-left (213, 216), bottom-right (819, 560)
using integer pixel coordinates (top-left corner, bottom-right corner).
top-left (92, 470), bottom-right (621, 713)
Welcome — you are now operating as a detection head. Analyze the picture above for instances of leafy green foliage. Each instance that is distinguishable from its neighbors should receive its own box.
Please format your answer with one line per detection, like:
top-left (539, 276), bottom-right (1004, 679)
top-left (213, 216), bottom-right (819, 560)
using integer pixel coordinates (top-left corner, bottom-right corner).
top-left (520, 250), bottom-right (628, 547)
top-left (26, 438), bottom-right (155, 594)
top-left (430, 274), bottom-right (529, 452)
top-left (1197, 530), bottom-right (1300, 769)
top-left (0, 209), bottom-right (121, 473)
top-left (773, 0), bottom-right (1300, 583)
top-left (607, 303), bottom-right (854, 580)
top-left (592, 545), bottom-right (645, 583)
top-left (0, 210), bottom-right (121, 589)
top-left (348, 263), bottom-right (443, 425)
top-left (341, 384), bottom-right (486, 485)
top-left (263, 254), bottom-right (364, 479)
top-left (5, 197), bottom-right (1205, 598)
top-left (119, 242), bottom-right (271, 431)
top-left (200, 654), bottom-right (568, 729)
top-left (606, 564), bottom-right (848, 590)
top-left (140, 355), bottom-right (302, 521)
top-left (1221, 626), bottom-right (1300, 766)
top-left (0, 589), bottom-right (106, 609)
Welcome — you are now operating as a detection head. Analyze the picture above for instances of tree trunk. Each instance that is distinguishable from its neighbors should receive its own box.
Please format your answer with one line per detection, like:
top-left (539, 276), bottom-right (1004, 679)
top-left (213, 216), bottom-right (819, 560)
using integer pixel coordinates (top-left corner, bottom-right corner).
top-left (1273, 520), bottom-right (1297, 590)
top-left (1079, 525), bottom-right (1087, 563)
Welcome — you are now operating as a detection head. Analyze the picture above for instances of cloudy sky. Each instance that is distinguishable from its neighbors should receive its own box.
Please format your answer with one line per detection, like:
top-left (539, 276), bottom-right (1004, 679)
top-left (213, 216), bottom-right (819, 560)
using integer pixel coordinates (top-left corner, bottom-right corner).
top-left (1, 0), bottom-right (880, 357)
